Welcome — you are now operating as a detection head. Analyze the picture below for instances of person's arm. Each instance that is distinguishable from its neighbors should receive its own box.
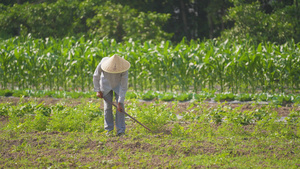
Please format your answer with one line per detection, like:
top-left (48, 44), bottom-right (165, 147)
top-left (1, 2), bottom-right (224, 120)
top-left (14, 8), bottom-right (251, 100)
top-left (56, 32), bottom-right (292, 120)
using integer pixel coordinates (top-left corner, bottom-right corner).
top-left (117, 71), bottom-right (128, 112)
top-left (93, 62), bottom-right (103, 98)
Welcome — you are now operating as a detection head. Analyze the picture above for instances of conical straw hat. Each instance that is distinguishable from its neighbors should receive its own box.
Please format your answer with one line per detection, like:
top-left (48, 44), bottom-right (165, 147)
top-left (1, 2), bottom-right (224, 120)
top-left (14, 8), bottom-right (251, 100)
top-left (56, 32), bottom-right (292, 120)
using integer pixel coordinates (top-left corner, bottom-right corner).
top-left (101, 54), bottom-right (130, 73)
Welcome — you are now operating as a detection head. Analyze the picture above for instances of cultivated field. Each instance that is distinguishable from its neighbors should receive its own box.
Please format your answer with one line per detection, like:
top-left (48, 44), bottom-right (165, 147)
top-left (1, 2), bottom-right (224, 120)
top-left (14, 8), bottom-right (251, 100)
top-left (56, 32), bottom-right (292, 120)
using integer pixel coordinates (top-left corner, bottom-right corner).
top-left (1, 96), bottom-right (299, 168)
top-left (1, 36), bottom-right (300, 168)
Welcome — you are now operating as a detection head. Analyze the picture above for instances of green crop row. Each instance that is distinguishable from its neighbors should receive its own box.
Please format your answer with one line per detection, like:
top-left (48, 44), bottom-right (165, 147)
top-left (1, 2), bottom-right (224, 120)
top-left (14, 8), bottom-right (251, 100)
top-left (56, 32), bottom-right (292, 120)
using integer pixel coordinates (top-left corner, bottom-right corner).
top-left (1, 35), bottom-right (300, 93)
top-left (0, 89), bottom-right (95, 99)
top-left (1, 89), bottom-right (300, 106)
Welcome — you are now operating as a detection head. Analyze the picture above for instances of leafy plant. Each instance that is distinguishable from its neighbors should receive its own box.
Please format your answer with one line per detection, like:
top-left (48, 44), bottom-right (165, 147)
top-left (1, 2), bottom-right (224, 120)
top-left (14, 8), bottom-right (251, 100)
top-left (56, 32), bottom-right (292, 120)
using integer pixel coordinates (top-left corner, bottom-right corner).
top-left (294, 95), bottom-right (300, 104)
top-left (0, 89), bottom-right (13, 97)
top-left (252, 93), bottom-right (272, 102)
top-left (214, 92), bottom-right (236, 102)
top-left (0, 103), bottom-right (11, 116)
top-left (126, 91), bottom-right (138, 99)
top-left (206, 107), bottom-right (225, 124)
top-left (171, 123), bottom-right (189, 137)
top-left (235, 93), bottom-right (252, 101)
top-left (271, 94), bottom-right (294, 105)
top-left (12, 90), bottom-right (29, 97)
top-left (227, 110), bottom-right (254, 126)
top-left (159, 92), bottom-right (174, 101)
top-left (175, 93), bottom-right (193, 102)
top-left (286, 110), bottom-right (300, 124)
top-left (139, 90), bottom-right (157, 100)
top-left (194, 92), bottom-right (213, 101)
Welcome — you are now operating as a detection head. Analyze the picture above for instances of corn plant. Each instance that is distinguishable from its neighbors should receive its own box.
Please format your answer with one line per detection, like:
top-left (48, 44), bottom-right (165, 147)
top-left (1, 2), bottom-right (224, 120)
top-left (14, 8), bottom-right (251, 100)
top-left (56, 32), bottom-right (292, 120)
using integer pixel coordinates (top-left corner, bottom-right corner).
top-left (0, 36), bottom-right (299, 94)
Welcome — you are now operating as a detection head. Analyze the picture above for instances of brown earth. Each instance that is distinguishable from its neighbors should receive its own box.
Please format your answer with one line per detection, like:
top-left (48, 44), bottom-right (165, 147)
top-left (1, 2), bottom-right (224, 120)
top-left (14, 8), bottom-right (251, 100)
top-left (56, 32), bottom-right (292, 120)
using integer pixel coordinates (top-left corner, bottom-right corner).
top-left (0, 129), bottom-right (219, 168)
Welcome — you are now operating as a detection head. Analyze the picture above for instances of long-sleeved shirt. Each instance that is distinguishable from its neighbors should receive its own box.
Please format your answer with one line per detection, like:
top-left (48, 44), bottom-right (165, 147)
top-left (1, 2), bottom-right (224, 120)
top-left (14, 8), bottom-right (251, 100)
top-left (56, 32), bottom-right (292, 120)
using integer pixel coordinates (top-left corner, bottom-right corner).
top-left (93, 57), bottom-right (128, 103)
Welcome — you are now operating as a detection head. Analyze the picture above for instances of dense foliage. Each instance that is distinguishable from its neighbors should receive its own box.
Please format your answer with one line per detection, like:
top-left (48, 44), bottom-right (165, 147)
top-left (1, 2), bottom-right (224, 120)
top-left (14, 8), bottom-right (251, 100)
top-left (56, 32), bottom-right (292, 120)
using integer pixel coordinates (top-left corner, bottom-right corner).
top-left (1, 0), bottom-right (299, 43)
top-left (0, 0), bottom-right (171, 43)
top-left (223, 0), bottom-right (300, 43)
top-left (1, 36), bottom-right (299, 93)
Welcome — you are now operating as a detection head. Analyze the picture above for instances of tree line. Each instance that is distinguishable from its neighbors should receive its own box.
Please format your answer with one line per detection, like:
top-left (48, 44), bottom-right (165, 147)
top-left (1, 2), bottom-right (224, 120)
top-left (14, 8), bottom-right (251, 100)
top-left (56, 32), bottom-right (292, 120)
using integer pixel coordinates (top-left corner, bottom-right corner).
top-left (0, 0), bottom-right (299, 43)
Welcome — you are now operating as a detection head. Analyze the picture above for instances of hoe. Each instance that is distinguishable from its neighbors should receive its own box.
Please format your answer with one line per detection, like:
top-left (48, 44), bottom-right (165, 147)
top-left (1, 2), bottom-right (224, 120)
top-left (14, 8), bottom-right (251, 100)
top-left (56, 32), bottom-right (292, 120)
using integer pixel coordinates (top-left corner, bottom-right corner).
top-left (103, 97), bottom-right (153, 133)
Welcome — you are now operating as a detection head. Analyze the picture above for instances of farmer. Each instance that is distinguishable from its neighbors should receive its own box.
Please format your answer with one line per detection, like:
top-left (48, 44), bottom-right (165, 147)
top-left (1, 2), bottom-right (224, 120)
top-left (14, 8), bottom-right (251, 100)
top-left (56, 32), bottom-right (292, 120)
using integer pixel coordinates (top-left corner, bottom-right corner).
top-left (93, 54), bottom-right (130, 136)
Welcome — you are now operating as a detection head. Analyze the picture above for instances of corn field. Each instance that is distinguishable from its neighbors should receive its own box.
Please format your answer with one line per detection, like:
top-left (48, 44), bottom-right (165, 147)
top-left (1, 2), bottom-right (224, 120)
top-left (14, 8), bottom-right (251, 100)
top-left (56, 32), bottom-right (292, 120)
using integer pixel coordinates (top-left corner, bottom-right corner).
top-left (1, 35), bottom-right (300, 93)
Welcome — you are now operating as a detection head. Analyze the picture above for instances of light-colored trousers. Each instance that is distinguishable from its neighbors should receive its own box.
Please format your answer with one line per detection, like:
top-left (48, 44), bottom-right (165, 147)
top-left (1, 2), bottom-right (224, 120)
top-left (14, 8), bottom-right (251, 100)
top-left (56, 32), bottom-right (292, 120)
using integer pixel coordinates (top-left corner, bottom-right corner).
top-left (104, 90), bottom-right (126, 134)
